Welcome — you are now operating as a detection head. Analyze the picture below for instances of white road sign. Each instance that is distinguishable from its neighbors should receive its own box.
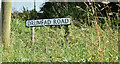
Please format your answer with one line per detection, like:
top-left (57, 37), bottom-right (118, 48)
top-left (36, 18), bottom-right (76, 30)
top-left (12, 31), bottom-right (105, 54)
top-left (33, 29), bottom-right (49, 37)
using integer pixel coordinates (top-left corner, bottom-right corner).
top-left (26, 18), bottom-right (71, 27)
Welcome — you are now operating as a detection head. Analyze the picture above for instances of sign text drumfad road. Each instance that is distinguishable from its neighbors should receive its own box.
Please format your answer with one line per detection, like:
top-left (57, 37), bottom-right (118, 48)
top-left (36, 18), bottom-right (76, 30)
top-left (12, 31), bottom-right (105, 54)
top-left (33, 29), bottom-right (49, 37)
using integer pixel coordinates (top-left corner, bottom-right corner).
top-left (26, 18), bottom-right (71, 27)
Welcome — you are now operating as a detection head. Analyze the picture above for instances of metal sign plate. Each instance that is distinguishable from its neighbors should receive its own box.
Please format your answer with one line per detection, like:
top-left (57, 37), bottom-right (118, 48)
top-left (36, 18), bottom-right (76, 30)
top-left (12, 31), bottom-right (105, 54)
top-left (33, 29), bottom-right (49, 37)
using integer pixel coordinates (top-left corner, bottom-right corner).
top-left (26, 18), bottom-right (71, 27)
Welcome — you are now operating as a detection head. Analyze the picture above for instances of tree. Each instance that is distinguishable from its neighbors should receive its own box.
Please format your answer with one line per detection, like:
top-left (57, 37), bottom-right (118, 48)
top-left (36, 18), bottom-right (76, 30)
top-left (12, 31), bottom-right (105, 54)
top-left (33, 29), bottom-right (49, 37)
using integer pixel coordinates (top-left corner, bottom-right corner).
top-left (40, 2), bottom-right (118, 28)
top-left (2, 0), bottom-right (11, 49)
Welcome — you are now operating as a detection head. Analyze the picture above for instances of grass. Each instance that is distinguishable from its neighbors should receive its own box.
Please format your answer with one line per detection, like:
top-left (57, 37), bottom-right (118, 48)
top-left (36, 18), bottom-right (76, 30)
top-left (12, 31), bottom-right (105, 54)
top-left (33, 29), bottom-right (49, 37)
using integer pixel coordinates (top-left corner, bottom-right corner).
top-left (2, 18), bottom-right (118, 62)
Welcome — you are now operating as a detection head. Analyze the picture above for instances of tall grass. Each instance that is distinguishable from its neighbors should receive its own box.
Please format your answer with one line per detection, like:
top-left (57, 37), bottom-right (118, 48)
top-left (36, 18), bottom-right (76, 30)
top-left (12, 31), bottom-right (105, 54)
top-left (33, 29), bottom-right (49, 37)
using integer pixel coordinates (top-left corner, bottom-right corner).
top-left (2, 18), bottom-right (118, 62)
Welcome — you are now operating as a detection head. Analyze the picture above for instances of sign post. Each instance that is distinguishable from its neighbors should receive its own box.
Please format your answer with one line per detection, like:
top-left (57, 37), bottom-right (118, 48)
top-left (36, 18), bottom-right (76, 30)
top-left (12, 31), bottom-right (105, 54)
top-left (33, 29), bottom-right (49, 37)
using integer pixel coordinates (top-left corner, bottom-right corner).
top-left (64, 25), bottom-right (69, 42)
top-left (31, 0), bottom-right (36, 45)
top-left (26, 18), bottom-right (71, 44)
top-left (31, 27), bottom-right (34, 45)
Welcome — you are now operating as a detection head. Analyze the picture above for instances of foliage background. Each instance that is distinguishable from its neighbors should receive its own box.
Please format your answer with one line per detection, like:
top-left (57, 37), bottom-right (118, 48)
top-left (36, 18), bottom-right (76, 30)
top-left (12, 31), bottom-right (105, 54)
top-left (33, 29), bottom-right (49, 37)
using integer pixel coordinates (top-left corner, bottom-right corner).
top-left (3, 2), bottom-right (120, 62)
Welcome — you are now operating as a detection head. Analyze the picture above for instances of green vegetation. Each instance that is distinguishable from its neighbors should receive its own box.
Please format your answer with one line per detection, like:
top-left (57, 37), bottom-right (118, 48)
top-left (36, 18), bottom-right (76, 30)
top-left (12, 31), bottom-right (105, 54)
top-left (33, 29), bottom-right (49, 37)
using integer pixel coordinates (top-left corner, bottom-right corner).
top-left (2, 18), bottom-right (118, 62)
top-left (2, 2), bottom-right (119, 62)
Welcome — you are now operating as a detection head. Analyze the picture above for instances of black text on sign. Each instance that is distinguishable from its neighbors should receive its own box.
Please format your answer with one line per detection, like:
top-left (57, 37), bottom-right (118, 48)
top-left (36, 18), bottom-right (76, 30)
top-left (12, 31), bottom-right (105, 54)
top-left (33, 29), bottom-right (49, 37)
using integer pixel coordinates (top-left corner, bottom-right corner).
top-left (26, 18), bottom-right (71, 27)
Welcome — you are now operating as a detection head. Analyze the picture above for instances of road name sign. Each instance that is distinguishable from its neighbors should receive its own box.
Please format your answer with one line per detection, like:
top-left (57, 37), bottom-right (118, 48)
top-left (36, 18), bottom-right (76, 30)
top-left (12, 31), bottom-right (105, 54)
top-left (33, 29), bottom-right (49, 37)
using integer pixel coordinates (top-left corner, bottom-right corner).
top-left (26, 18), bottom-right (71, 27)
